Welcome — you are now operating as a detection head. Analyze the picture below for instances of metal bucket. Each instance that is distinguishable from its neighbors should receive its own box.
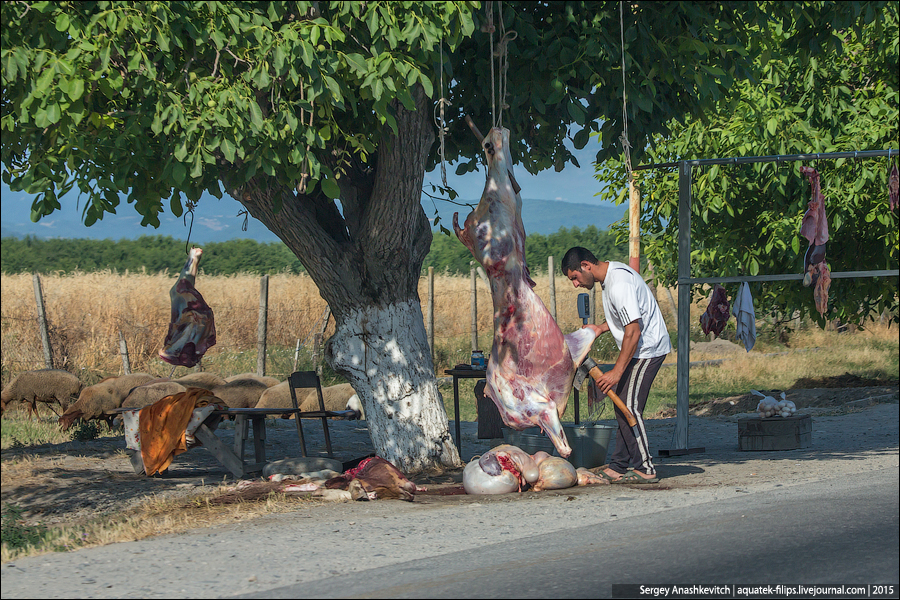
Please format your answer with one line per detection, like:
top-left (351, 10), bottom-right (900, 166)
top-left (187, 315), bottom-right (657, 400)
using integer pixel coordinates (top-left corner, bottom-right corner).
top-left (501, 423), bottom-right (615, 469)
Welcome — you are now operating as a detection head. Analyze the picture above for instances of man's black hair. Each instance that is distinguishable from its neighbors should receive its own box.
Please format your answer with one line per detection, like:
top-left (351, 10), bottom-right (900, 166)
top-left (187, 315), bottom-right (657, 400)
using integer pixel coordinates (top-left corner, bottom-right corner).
top-left (561, 247), bottom-right (599, 275)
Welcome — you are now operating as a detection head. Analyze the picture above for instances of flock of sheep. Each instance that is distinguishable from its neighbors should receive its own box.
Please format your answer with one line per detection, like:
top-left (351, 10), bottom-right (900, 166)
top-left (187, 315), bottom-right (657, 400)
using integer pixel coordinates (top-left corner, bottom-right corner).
top-left (0, 368), bottom-right (363, 430)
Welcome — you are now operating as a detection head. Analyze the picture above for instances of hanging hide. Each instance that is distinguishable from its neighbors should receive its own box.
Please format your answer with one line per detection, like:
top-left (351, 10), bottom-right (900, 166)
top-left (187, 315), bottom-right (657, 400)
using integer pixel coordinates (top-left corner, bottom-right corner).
top-left (158, 248), bottom-right (216, 368)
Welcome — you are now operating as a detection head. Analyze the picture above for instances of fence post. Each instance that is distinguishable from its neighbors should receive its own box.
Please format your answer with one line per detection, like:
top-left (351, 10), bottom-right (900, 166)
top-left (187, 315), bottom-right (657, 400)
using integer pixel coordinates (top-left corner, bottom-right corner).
top-left (427, 266), bottom-right (435, 363)
top-left (293, 338), bottom-right (301, 372)
top-left (118, 330), bottom-right (132, 374)
top-left (470, 263), bottom-right (478, 352)
top-left (313, 333), bottom-right (323, 379)
top-left (32, 273), bottom-right (53, 369)
top-left (257, 275), bottom-right (268, 376)
top-left (548, 256), bottom-right (557, 321)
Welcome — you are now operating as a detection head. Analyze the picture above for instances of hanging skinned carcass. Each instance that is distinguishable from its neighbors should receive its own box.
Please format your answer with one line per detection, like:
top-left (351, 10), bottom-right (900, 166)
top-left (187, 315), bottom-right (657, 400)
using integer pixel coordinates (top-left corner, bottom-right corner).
top-left (799, 166), bottom-right (831, 316)
top-left (158, 247), bottom-right (216, 368)
top-left (453, 128), bottom-right (597, 458)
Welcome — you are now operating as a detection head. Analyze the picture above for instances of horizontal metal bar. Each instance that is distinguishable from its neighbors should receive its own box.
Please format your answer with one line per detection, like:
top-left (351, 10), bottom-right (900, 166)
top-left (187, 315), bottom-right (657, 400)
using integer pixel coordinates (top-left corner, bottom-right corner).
top-left (678, 269), bottom-right (899, 285)
top-left (634, 149), bottom-right (898, 171)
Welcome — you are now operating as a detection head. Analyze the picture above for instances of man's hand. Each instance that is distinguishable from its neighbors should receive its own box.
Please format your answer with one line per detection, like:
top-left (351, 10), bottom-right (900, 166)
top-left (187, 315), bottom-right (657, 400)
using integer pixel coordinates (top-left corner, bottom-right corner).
top-left (594, 367), bottom-right (622, 395)
top-left (582, 322), bottom-right (609, 336)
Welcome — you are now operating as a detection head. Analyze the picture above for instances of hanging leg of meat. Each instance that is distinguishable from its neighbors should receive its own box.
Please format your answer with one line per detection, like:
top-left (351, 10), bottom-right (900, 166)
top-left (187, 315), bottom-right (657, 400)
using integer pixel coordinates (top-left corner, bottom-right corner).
top-left (158, 248), bottom-right (216, 368)
top-left (799, 166), bottom-right (831, 309)
top-left (453, 127), bottom-right (597, 458)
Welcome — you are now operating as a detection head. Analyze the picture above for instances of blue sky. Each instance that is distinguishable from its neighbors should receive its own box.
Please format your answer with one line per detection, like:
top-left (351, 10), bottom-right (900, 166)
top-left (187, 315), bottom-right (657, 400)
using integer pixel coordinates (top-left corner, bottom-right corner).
top-left (1, 135), bottom-right (620, 243)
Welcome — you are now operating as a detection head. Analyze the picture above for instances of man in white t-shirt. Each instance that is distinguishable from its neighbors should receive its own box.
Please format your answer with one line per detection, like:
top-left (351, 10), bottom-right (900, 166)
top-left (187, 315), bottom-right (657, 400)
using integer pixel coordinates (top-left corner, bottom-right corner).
top-left (562, 247), bottom-right (672, 484)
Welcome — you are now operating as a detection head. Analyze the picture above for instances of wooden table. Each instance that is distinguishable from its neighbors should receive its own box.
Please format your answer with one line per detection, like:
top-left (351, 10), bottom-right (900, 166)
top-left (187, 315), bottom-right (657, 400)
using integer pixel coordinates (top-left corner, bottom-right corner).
top-left (444, 368), bottom-right (584, 455)
top-left (122, 407), bottom-right (335, 479)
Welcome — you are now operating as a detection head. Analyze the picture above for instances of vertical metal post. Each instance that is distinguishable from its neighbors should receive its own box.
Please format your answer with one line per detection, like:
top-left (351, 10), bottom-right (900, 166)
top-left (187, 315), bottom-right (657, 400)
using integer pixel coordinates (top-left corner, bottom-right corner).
top-left (548, 256), bottom-right (557, 321)
top-left (257, 275), bottom-right (268, 376)
top-left (428, 266), bottom-right (435, 363)
top-left (674, 161), bottom-right (692, 450)
top-left (32, 273), bottom-right (53, 369)
top-left (470, 263), bottom-right (478, 352)
top-left (589, 287), bottom-right (596, 325)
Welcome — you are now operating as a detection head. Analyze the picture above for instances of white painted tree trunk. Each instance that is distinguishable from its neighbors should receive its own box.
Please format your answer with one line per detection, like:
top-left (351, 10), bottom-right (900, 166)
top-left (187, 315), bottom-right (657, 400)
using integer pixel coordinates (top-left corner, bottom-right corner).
top-left (326, 300), bottom-right (462, 473)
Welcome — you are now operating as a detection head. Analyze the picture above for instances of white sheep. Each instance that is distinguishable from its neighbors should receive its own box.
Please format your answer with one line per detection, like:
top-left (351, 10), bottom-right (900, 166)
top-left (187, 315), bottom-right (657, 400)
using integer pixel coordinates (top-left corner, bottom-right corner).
top-left (59, 373), bottom-right (158, 430)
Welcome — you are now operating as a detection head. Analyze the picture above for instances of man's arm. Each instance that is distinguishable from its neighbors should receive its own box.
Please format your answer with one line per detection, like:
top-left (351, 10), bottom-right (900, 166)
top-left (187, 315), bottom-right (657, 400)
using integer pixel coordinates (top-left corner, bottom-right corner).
top-left (594, 320), bottom-right (640, 394)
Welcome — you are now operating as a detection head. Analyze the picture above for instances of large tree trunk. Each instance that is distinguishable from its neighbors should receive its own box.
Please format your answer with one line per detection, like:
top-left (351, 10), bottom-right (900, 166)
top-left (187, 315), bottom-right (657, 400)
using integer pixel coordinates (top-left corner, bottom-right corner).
top-left (222, 85), bottom-right (462, 473)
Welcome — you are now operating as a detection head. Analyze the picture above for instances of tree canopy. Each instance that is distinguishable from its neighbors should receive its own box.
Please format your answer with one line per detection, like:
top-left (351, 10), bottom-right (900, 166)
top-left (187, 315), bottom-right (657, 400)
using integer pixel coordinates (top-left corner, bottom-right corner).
top-left (3, 1), bottom-right (889, 471)
top-left (598, 2), bottom-right (899, 327)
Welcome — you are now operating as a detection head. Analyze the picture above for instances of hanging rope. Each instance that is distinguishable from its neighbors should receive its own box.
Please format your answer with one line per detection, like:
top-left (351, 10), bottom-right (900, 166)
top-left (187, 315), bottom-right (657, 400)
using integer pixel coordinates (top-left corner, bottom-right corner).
top-left (183, 199), bottom-right (197, 255)
top-left (296, 81), bottom-right (313, 194)
top-left (483, 1), bottom-right (515, 129)
top-left (618, 0), bottom-right (633, 178)
top-left (434, 38), bottom-right (451, 187)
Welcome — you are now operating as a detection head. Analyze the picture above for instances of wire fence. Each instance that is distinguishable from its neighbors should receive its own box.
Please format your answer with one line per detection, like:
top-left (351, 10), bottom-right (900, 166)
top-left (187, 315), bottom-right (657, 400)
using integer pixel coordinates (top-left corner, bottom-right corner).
top-left (1, 265), bottom-right (659, 387)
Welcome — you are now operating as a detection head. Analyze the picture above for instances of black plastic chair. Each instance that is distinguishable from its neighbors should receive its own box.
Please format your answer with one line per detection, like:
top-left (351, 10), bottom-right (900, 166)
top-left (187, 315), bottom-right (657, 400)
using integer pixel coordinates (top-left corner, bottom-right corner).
top-left (288, 371), bottom-right (336, 458)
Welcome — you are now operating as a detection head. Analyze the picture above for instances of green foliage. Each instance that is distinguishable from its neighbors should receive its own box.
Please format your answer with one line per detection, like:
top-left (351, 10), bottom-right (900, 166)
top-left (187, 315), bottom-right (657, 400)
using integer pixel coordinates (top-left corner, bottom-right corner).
top-left (2, 1), bottom-right (873, 231)
top-left (0, 1), bottom-right (476, 227)
top-left (70, 420), bottom-right (101, 442)
top-left (0, 235), bottom-right (306, 275)
top-left (598, 5), bottom-right (900, 327)
top-left (1, 504), bottom-right (53, 553)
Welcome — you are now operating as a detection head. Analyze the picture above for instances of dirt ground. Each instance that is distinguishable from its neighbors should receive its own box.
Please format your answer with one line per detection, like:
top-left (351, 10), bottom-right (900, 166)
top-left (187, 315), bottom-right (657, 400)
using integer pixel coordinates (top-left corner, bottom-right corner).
top-left (1, 374), bottom-right (897, 535)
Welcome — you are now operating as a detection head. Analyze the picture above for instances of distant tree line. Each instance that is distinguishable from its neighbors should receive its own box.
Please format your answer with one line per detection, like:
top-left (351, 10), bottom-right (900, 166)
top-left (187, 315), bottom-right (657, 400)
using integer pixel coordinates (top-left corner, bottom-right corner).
top-left (1, 226), bottom-right (627, 276)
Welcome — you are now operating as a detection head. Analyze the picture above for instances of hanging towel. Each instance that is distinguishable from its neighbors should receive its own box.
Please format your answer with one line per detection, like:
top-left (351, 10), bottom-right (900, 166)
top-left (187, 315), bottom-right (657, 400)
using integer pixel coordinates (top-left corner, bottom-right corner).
top-left (732, 282), bottom-right (756, 352)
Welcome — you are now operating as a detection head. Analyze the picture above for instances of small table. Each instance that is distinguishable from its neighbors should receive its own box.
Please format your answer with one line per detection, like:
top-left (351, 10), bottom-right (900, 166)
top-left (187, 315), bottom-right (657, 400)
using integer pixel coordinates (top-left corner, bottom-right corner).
top-left (444, 368), bottom-right (583, 456)
top-left (444, 368), bottom-right (486, 454)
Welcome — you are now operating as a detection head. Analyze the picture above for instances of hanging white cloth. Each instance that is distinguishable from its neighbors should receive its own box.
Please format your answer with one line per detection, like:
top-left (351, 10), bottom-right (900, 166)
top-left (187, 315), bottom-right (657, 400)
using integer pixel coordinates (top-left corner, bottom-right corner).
top-left (733, 282), bottom-right (756, 352)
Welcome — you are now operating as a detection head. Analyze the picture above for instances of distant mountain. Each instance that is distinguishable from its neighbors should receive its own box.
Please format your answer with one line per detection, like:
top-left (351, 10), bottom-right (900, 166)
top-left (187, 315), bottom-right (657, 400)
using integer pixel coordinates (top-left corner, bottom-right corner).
top-left (1, 194), bottom-right (624, 242)
top-left (424, 197), bottom-right (626, 236)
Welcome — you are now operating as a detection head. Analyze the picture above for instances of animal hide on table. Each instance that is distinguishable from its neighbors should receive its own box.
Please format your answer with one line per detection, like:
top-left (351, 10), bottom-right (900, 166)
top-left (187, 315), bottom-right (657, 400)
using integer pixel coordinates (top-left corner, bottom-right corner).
top-left (138, 388), bottom-right (221, 476)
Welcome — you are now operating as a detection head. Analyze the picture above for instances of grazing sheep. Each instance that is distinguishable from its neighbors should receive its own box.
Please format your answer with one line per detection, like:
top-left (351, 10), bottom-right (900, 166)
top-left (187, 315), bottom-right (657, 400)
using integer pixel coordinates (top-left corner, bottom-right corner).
top-left (1, 369), bottom-right (84, 418)
top-left (121, 381), bottom-right (189, 410)
top-left (345, 394), bottom-right (365, 420)
top-left (225, 373), bottom-right (281, 387)
top-left (175, 372), bottom-right (228, 389)
top-left (209, 378), bottom-right (270, 409)
top-left (59, 373), bottom-right (158, 430)
top-left (256, 381), bottom-right (357, 414)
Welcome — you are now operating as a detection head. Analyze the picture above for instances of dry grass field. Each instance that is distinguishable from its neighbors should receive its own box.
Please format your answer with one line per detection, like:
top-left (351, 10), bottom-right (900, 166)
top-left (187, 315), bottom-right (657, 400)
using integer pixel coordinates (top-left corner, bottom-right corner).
top-left (1, 269), bottom-right (613, 385)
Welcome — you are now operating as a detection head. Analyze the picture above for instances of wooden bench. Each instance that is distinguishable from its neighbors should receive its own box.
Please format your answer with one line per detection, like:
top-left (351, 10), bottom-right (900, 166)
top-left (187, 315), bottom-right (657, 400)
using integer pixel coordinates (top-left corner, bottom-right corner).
top-left (121, 371), bottom-right (357, 478)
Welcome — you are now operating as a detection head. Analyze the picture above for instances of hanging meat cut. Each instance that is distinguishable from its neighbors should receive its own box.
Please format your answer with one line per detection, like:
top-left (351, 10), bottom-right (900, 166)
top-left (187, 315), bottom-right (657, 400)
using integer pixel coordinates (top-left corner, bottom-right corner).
top-left (699, 284), bottom-right (730, 336)
top-left (889, 164), bottom-right (899, 212)
top-left (454, 128), bottom-right (597, 458)
top-left (799, 166), bottom-right (831, 316)
top-left (158, 248), bottom-right (216, 367)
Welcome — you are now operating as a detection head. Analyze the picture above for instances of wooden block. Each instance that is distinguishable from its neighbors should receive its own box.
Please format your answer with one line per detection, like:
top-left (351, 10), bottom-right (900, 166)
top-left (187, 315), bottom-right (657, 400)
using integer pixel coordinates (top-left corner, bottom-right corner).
top-left (475, 379), bottom-right (504, 439)
top-left (738, 414), bottom-right (812, 451)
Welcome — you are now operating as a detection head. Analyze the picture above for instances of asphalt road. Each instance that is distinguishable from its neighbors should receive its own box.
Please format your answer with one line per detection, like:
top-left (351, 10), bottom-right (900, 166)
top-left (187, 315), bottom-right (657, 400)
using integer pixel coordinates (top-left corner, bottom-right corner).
top-left (240, 473), bottom-right (899, 599)
top-left (2, 403), bottom-right (898, 599)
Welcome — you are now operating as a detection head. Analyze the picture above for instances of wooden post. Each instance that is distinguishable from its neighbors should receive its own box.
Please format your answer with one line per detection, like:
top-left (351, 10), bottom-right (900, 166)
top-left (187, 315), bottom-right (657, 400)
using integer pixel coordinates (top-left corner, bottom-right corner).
top-left (629, 176), bottom-right (640, 272)
top-left (293, 338), bottom-right (301, 372)
top-left (470, 263), bottom-right (478, 352)
top-left (313, 333), bottom-right (323, 379)
top-left (32, 273), bottom-right (53, 369)
top-left (257, 275), bottom-right (268, 376)
top-left (427, 266), bottom-right (435, 363)
top-left (118, 330), bottom-right (132, 375)
top-left (548, 256), bottom-right (557, 321)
